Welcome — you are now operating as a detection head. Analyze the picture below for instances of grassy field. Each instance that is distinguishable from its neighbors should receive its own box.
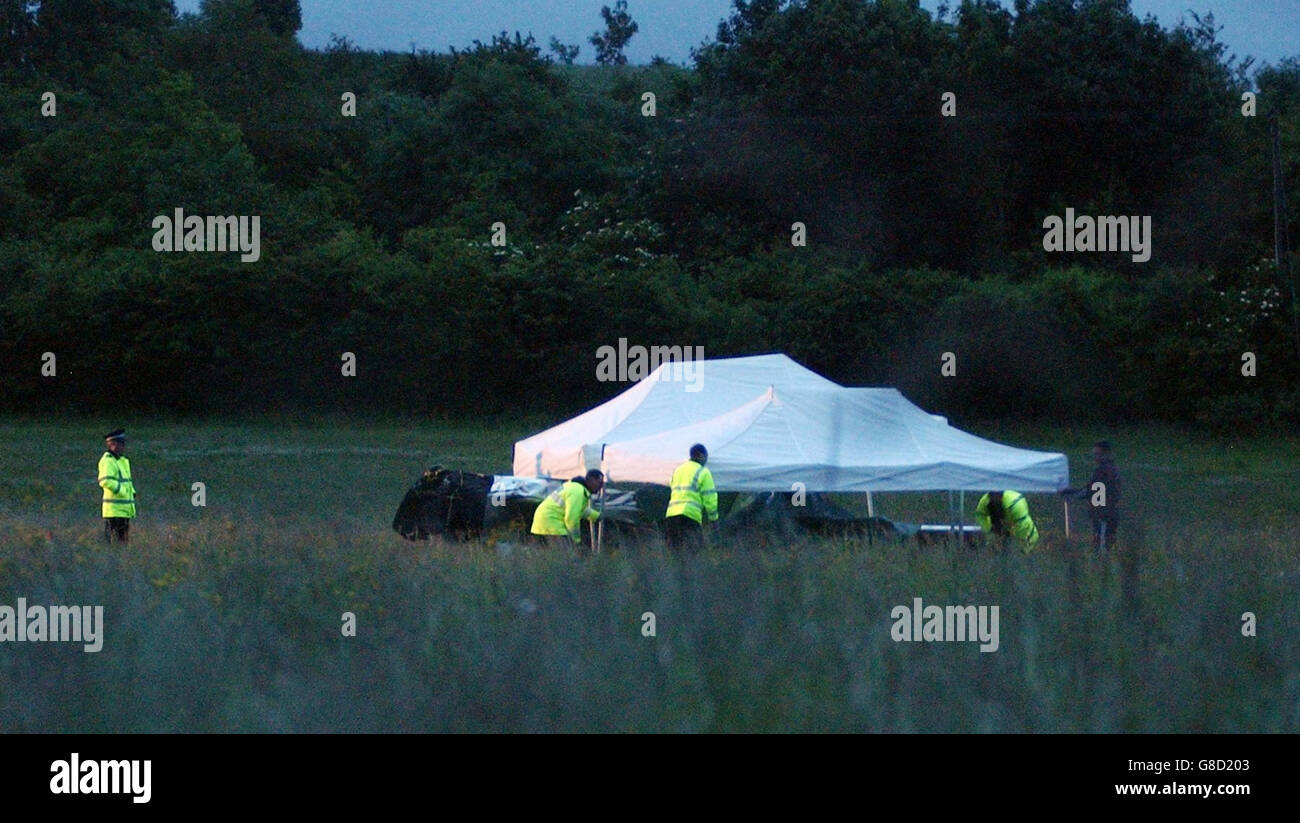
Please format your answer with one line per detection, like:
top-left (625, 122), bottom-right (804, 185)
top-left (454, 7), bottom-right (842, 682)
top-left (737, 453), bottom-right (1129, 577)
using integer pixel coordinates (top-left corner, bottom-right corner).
top-left (0, 415), bottom-right (1297, 732)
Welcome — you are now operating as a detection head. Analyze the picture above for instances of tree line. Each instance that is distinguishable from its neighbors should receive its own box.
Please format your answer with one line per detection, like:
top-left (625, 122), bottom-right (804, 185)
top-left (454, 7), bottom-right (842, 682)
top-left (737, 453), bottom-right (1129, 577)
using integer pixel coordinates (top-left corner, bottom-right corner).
top-left (0, 0), bottom-right (1297, 429)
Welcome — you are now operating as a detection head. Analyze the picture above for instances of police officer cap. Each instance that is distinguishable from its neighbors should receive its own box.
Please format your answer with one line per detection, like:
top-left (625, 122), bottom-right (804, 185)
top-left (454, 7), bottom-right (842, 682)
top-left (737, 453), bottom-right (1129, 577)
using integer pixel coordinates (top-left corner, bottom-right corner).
top-left (105, 428), bottom-right (127, 441)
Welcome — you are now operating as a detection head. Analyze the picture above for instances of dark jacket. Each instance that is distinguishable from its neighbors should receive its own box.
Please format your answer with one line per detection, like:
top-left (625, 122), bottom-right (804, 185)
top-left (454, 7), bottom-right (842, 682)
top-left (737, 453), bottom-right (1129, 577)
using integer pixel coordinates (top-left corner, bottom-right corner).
top-left (1064, 458), bottom-right (1121, 521)
top-left (1087, 458), bottom-right (1121, 521)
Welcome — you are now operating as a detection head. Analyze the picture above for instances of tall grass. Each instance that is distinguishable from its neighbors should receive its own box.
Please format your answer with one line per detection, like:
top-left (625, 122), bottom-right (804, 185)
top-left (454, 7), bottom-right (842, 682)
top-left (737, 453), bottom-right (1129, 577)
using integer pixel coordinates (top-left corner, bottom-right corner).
top-left (0, 418), bottom-right (1296, 731)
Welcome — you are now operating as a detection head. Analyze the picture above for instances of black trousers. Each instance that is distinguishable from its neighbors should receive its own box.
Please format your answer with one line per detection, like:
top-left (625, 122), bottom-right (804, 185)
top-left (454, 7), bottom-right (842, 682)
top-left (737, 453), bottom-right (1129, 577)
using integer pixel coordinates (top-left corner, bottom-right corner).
top-left (1092, 516), bottom-right (1118, 550)
top-left (104, 517), bottom-right (130, 544)
top-left (532, 533), bottom-right (575, 550)
top-left (664, 515), bottom-right (703, 552)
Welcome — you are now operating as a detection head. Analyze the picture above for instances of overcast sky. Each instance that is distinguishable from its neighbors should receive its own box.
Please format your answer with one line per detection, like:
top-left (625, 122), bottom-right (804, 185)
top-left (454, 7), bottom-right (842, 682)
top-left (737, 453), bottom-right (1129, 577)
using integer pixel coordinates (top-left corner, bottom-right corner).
top-left (174, 0), bottom-right (1297, 68)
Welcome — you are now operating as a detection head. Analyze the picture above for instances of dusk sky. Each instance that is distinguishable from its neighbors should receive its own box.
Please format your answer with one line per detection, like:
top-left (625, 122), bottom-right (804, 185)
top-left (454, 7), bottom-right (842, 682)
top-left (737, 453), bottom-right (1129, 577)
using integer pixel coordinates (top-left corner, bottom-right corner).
top-left (174, 0), bottom-right (1297, 69)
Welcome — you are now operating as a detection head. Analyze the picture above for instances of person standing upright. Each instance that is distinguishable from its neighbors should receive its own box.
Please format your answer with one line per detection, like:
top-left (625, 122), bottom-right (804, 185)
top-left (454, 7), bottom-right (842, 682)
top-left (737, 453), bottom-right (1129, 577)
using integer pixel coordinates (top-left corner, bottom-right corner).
top-left (98, 428), bottom-right (136, 544)
top-left (1065, 440), bottom-right (1122, 551)
top-left (664, 444), bottom-right (718, 552)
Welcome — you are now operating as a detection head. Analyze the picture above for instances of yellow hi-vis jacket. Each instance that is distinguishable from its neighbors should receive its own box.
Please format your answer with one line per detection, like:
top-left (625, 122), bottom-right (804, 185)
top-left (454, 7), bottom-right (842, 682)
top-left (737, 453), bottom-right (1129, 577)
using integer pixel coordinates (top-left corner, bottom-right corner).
top-left (665, 459), bottom-right (718, 524)
top-left (976, 490), bottom-right (1038, 552)
top-left (98, 452), bottom-right (136, 518)
top-left (530, 480), bottom-right (599, 542)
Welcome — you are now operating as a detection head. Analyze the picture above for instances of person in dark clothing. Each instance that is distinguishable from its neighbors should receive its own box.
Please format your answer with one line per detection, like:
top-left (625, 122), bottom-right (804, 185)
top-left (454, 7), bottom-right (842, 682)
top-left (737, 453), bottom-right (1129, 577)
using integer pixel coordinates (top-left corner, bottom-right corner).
top-left (1063, 441), bottom-right (1121, 550)
top-left (664, 511), bottom-right (704, 552)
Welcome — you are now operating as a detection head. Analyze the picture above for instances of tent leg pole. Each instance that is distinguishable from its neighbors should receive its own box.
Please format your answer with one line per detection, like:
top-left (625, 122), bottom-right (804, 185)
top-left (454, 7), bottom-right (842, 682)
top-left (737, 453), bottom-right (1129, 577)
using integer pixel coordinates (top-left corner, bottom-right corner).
top-left (960, 490), bottom-right (965, 548)
top-left (865, 490), bottom-right (874, 551)
top-left (948, 490), bottom-right (955, 546)
top-left (1064, 499), bottom-right (1070, 541)
top-left (595, 460), bottom-right (605, 555)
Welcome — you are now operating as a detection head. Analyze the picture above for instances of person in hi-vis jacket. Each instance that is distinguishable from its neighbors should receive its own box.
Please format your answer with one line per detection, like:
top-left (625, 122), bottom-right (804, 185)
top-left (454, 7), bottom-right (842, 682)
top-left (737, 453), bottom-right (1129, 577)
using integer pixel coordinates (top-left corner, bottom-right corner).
top-left (98, 428), bottom-right (136, 544)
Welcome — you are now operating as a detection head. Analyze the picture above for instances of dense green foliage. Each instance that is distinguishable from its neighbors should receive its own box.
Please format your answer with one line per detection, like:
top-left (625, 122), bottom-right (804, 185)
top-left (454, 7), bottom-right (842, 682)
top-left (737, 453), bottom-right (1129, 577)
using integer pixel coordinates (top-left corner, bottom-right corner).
top-left (0, 0), bottom-right (1297, 425)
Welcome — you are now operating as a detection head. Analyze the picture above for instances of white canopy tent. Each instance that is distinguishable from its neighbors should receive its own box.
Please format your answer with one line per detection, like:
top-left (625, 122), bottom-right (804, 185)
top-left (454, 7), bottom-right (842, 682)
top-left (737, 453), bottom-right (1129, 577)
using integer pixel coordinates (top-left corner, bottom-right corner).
top-left (512, 354), bottom-right (1068, 494)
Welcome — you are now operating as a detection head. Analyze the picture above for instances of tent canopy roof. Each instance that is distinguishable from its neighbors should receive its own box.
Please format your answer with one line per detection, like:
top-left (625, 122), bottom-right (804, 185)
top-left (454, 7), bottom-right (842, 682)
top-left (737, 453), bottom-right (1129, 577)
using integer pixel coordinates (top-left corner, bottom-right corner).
top-left (513, 354), bottom-right (1068, 492)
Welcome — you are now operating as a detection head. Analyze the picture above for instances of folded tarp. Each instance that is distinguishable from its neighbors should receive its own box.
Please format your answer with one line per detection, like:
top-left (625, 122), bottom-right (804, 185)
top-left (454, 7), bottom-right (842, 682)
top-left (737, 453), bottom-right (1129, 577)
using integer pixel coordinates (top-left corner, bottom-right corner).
top-left (720, 491), bottom-right (900, 541)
